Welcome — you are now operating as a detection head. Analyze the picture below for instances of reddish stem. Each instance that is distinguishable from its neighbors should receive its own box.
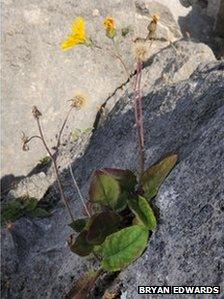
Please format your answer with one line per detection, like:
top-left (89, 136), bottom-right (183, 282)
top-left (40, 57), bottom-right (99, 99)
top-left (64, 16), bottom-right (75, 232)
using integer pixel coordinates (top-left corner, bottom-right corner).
top-left (133, 60), bottom-right (145, 182)
top-left (36, 118), bottom-right (75, 222)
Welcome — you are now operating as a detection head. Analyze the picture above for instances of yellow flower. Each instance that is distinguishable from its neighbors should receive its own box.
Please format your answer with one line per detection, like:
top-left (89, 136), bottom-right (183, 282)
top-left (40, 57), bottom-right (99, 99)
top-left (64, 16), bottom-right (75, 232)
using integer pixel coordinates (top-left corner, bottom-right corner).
top-left (103, 17), bottom-right (116, 39)
top-left (61, 17), bottom-right (90, 51)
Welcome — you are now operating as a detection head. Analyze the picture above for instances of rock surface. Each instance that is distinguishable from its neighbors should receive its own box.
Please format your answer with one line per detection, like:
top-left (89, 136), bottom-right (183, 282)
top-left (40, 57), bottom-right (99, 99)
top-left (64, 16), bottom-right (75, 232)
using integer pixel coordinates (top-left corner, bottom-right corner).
top-left (178, 0), bottom-right (224, 57)
top-left (1, 36), bottom-right (224, 298)
top-left (7, 40), bottom-right (215, 201)
top-left (2, 0), bottom-right (193, 177)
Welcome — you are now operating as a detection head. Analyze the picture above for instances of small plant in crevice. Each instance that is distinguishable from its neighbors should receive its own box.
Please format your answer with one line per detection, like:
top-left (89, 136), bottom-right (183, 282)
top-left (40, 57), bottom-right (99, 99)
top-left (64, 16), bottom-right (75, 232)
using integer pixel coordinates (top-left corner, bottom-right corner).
top-left (39, 156), bottom-right (52, 167)
top-left (20, 94), bottom-right (90, 225)
top-left (67, 155), bottom-right (177, 297)
top-left (1, 195), bottom-right (50, 226)
top-left (60, 15), bottom-right (178, 298)
top-left (19, 14), bottom-right (178, 298)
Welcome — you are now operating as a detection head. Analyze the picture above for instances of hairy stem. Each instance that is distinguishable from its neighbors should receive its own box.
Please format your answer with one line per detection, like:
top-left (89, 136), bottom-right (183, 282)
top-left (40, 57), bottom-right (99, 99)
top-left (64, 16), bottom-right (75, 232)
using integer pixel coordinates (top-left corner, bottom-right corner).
top-left (56, 106), bottom-right (74, 151)
top-left (133, 60), bottom-right (145, 182)
top-left (36, 118), bottom-right (75, 222)
top-left (27, 135), bottom-right (42, 142)
top-left (69, 164), bottom-right (91, 217)
top-left (93, 43), bottom-right (129, 79)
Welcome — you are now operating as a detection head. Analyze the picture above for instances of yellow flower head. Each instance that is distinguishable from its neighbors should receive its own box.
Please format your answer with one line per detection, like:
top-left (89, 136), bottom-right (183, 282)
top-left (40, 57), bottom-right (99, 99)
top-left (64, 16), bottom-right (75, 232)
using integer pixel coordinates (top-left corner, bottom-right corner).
top-left (103, 16), bottom-right (116, 39)
top-left (61, 17), bottom-right (91, 51)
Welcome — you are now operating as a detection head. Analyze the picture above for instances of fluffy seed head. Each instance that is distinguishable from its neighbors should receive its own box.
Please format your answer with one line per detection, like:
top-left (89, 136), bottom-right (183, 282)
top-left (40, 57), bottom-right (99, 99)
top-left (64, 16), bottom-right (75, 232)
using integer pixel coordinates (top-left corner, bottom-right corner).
top-left (133, 41), bottom-right (148, 62)
top-left (70, 93), bottom-right (88, 109)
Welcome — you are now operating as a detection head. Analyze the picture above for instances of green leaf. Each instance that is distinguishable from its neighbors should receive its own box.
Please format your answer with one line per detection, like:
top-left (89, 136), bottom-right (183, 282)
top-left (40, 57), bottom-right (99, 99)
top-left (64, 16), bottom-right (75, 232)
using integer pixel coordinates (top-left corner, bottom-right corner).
top-left (128, 197), bottom-right (156, 230)
top-left (68, 230), bottom-right (94, 256)
top-left (39, 156), bottom-right (51, 166)
top-left (101, 225), bottom-right (149, 272)
top-left (24, 197), bottom-right (38, 212)
top-left (93, 244), bottom-right (103, 256)
top-left (86, 211), bottom-right (122, 245)
top-left (28, 208), bottom-right (50, 218)
top-left (89, 170), bottom-right (121, 209)
top-left (138, 196), bottom-right (157, 230)
top-left (114, 191), bottom-right (128, 212)
top-left (103, 168), bottom-right (137, 192)
top-left (1, 200), bottom-right (23, 225)
top-left (141, 154), bottom-right (178, 200)
top-left (69, 218), bottom-right (88, 233)
top-left (121, 27), bottom-right (130, 37)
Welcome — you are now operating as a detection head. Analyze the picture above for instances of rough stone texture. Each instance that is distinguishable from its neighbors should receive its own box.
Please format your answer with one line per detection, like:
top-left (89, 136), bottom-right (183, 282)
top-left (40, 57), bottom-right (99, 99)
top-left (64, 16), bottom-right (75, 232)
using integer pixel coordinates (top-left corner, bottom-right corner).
top-left (215, 0), bottom-right (224, 39)
top-left (103, 40), bottom-right (215, 118)
top-left (2, 0), bottom-right (187, 177)
top-left (1, 37), bottom-right (224, 298)
top-left (5, 40), bottom-right (215, 201)
top-left (178, 0), bottom-right (224, 59)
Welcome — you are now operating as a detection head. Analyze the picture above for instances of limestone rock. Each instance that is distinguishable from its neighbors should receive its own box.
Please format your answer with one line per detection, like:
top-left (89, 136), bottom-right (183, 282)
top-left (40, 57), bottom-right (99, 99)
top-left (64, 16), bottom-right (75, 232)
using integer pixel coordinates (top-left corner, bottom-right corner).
top-left (2, 0), bottom-right (189, 177)
top-left (1, 49), bottom-right (223, 297)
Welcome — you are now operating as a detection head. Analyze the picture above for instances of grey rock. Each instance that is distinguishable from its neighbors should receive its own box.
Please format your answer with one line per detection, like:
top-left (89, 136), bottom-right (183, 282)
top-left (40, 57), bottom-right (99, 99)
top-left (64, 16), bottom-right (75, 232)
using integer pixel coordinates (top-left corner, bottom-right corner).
top-left (1, 229), bottom-right (19, 298)
top-left (214, 0), bottom-right (224, 39)
top-left (2, 0), bottom-right (188, 177)
top-left (5, 40), bottom-right (215, 201)
top-left (1, 45), bottom-right (223, 298)
top-left (178, 0), bottom-right (224, 58)
top-left (103, 40), bottom-right (215, 119)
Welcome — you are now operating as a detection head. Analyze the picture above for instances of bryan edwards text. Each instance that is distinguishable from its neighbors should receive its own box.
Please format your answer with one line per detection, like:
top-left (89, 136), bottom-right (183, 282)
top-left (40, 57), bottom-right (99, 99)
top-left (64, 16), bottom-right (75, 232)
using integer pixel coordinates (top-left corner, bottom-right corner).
top-left (138, 286), bottom-right (220, 295)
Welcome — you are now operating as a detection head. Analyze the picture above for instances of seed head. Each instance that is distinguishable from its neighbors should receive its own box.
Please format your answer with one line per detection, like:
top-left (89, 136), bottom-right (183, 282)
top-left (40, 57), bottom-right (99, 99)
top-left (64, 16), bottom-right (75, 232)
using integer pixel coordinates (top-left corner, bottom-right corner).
top-left (70, 93), bottom-right (88, 109)
top-left (21, 132), bottom-right (30, 151)
top-left (32, 106), bottom-right (42, 119)
top-left (133, 41), bottom-right (148, 62)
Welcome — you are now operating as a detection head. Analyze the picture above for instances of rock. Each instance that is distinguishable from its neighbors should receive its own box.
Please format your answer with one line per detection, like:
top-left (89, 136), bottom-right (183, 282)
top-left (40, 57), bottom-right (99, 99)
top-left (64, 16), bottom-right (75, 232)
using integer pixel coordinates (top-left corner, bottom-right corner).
top-left (214, 0), bottom-right (224, 39)
top-left (103, 40), bottom-right (215, 119)
top-left (179, 0), bottom-right (224, 45)
top-left (2, 0), bottom-right (189, 177)
top-left (1, 229), bottom-right (19, 298)
top-left (1, 38), bottom-right (223, 298)
top-left (178, 0), bottom-right (224, 58)
top-left (119, 63), bottom-right (224, 297)
top-left (135, 0), bottom-right (184, 42)
top-left (5, 40), bottom-right (215, 201)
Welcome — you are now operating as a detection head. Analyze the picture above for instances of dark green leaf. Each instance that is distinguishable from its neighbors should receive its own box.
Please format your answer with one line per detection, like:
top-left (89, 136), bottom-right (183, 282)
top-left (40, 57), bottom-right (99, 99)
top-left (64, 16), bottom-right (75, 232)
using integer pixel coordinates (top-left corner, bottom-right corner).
top-left (86, 211), bottom-right (122, 245)
top-left (69, 218), bottom-right (88, 233)
top-left (101, 225), bottom-right (149, 272)
top-left (68, 230), bottom-right (94, 256)
top-left (1, 200), bottom-right (23, 225)
top-left (121, 26), bottom-right (132, 37)
top-left (39, 156), bottom-right (51, 166)
top-left (114, 191), bottom-right (128, 212)
top-left (24, 197), bottom-right (38, 212)
top-left (103, 168), bottom-right (137, 192)
top-left (89, 169), bottom-right (121, 209)
top-left (141, 154), bottom-right (178, 200)
top-left (28, 208), bottom-right (50, 218)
